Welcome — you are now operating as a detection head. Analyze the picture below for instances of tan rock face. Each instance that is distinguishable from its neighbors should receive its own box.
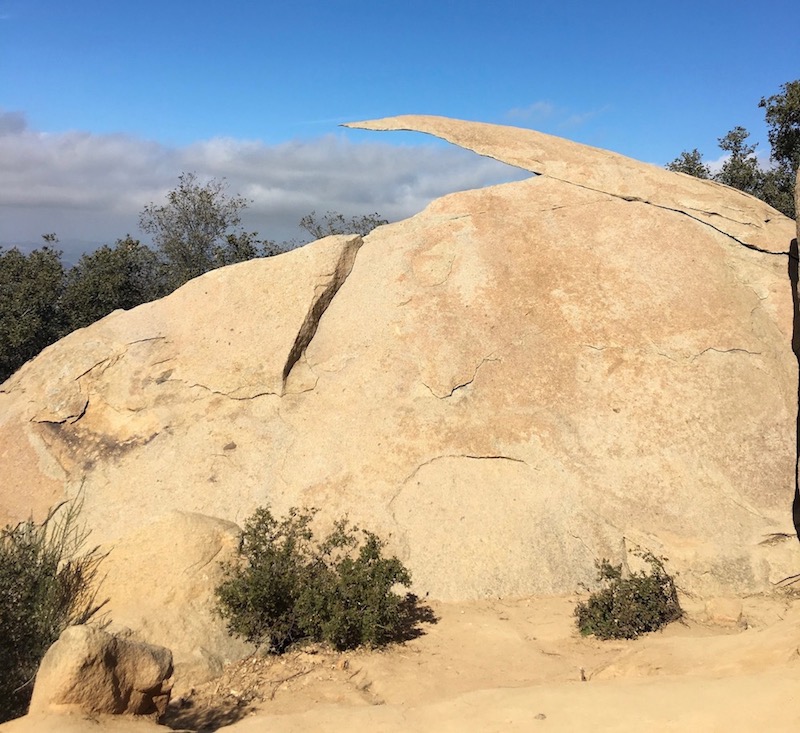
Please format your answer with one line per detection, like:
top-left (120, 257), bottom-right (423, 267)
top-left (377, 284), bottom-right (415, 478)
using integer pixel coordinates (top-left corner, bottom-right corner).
top-left (29, 626), bottom-right (173, 718)
top-left (0, 117), bottom-right (798, 606)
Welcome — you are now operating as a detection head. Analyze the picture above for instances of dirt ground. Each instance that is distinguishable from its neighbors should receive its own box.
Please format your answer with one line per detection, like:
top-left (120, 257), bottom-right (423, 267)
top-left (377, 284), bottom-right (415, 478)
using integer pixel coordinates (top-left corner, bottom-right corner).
top-left (159, 590), bottom-right (800, 732)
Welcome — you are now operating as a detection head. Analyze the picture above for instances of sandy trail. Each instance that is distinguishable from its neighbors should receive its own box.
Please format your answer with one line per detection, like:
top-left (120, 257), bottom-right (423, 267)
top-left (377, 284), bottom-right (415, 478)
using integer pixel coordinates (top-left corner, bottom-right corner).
top-left (4, 593), bottom-right (798, 732)
top-left (160, 593), bottom-right (800, 732)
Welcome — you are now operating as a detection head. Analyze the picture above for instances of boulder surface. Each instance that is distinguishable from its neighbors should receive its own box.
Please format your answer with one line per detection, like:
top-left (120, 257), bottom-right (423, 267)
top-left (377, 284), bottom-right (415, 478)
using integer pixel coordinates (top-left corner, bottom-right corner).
top-left (29, 625), bottom-right (173, 718)
top-left (101, 512), bottom-right (253, 694)
top-left (0, 117), bottom-right (798, 606)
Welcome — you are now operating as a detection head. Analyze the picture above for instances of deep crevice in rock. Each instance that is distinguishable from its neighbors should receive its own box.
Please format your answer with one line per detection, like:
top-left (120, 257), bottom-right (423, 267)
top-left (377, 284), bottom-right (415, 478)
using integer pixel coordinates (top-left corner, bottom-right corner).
top-left (788, 238), bottom-right (800, 540)
top-left (282, 236), bottom-right (363, 388)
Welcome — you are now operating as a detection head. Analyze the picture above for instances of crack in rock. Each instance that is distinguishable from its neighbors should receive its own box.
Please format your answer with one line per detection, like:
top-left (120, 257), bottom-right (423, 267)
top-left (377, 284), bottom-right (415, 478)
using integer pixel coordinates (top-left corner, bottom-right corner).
top-left (568, 531), bottom-right (596, 559)
top-left (166, 379), bottom-right (281, 401)
top-left (544, 181), bottom-right (789, 256)
top-left (399, 453), bottom-right (529, 489)
top-left (388, 453), bottom-right (534, 514)
top-left (127, 336), bottom-right (166, 345)
top-left (74, 354), bottom-right (123, 381)
top-left (691, 347), bottom-right (762, 361)
top-left (32, 395), bottom-right (89, 425)
top-left (423, 355), bottom-right (500, 398)
top-left (282, 235), bottom-right (363, 387)
top-left (587, 342), bottom-right (762, 363)
top-left (648, 203), bottom-right (789, 256)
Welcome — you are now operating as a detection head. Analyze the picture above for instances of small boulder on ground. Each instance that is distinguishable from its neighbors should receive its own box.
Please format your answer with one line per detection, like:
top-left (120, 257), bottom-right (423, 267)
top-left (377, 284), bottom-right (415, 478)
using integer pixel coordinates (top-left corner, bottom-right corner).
top-left (29, 625), bottom-right (174, 719)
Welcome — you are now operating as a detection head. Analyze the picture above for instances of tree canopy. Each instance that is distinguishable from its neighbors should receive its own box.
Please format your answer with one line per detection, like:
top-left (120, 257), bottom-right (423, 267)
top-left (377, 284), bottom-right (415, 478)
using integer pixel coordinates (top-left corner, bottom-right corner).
top-left (299, 210), bottom-right (389, 240)
top-left (665, 149), bottom-right (711, 179)
top-left (1, 190), bottom-right (389, 383)
top-left (0, 245), bottom-right (65, 382)
top-left (666, 79), bottom-right (798, 219)
top-left (760, 80), bottom-right (800, 171)
top-left (60, 236), bottom-right (168, 332)
top-left (715, 126), bottom-right (763, 197)
top-left (139, 173), bottom-right (266, 288)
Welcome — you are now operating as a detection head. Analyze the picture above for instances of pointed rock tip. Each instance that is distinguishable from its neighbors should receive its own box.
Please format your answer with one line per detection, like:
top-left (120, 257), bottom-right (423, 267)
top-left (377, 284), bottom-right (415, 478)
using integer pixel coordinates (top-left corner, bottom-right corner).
top-left (344, 115), bottom-right (794, 254)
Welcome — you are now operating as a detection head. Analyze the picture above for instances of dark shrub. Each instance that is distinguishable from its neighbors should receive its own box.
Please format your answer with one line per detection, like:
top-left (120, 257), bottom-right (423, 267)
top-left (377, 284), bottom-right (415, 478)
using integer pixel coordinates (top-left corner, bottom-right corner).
top-left (215, 507), bottom-right (416, 653)
top-left (575, 553), bottom-right (682, 640)
top-left (0, 500), bottom-right (106, 722)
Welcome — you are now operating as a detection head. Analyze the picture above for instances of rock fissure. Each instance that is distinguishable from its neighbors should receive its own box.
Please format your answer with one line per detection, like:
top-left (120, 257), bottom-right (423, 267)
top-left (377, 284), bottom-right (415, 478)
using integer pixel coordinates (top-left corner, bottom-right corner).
top-left (788, 238), bottom-right (800, 540)
top-left (424, 355), bottom-right (500, 398)
top-left (388, 453), bottom-right (534, 518)
top-left (723, 494), bottom-right (769, 520)
top-left (165, 379), bottom-right (280, 401)
top-left (398, 453), bottom-right (530, 492)
top-left (423, 257), bottom-right (456, 288)
top-left (74, 355), bottom-right (122, 381)
top-left (546, 178), bottom-right (790, 256)
top-left (655, 205), bottom-right (790, 256)
top-left (568, 531), bottom-right (595, 559)
top-left (127, 336), bottom-right (166, 346)
top-left (582, 344), bottom-right (613, 352)
top-left (32, 395), bottom-right (89, 425)
top-left (282, 235), bottom-right (363, 388)
top-left (692, 347), bottom-right (763, 360)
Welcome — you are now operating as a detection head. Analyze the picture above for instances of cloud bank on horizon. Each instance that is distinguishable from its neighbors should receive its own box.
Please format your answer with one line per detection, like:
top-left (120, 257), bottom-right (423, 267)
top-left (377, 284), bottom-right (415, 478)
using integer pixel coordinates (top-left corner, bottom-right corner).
top-left (0, 110), bottom-right (529, 260)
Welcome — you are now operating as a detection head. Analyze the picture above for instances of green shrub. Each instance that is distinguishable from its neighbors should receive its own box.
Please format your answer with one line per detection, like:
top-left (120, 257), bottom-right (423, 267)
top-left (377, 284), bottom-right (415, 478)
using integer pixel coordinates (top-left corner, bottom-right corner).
top-left (215, 506), bottom-right (416, 653)
top-left (0, 499), bottom-right (106, 722)
top-left (575, 553), bottom-right (682, 640)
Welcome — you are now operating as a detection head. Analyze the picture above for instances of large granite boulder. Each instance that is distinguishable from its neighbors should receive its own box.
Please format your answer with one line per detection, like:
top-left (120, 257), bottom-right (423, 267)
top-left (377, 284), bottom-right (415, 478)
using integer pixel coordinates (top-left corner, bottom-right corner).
top-left (1, 117), bottom-right (798, 604)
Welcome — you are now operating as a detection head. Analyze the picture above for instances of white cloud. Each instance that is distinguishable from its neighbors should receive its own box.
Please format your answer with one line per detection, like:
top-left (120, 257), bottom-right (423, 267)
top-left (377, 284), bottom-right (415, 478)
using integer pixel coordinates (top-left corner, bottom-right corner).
top-left (560, 105), bottom-right (610, 129)
top-left (704, 148), bottom-right (774, 176)
top-left (504, 101), bottom-right (609, 131)
top-left (505, 101), bottom-right (556, 122)
top-left (0, 111), bottom-right (529, 259)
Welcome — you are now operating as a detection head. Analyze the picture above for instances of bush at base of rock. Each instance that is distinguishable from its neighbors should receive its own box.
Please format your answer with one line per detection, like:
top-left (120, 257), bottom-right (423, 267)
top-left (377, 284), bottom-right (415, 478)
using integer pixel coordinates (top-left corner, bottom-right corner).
top-left (214, 506), bottom-right (415, 653)
top-left (574, 553), bottom-right (683, 640)
top-left (0, 500), bottom-right (106, 722)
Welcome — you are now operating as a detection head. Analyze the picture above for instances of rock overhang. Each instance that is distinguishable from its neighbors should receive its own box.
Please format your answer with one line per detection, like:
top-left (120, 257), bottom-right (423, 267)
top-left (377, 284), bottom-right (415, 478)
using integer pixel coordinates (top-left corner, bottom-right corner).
top-left (344, 114), bottom-right (796, 254)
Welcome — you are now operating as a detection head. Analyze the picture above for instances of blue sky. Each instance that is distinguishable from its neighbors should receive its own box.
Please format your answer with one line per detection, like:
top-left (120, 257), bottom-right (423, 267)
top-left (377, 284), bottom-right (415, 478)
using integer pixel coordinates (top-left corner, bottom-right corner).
top-left (1, 0), bottom-right (798, 257)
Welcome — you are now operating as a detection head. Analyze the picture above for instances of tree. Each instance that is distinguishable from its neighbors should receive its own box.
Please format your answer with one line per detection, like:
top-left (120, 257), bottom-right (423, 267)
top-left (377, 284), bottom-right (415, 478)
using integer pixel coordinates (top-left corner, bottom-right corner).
top-left (139, 173), bottom-right (251, 288)
top-left (299, 210), bottom-right (388, 240)
top-left (213, 231), bottom-right (283, 267)
top-left (666, 149), bottom-right (711, 179)
top-left (759, 164), bottom-right (796, 219)
top-left (715, 126), bottom-right (764, 197)
top-left (60, 236), bottom-right (169, 331)
top-left (760, 80), bottom-right (800, 171)
top-left (664, 80), bottom-right (798, 219)
top-left (759, 81), bottom-right (799, 219)
top-left (0, 243), bottom-right (65, 383)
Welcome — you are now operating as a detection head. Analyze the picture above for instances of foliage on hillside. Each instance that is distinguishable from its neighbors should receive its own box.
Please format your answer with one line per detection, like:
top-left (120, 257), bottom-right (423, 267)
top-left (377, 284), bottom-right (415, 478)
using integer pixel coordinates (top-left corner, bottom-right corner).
top-left (0, 183), bottom-right (387, 383)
